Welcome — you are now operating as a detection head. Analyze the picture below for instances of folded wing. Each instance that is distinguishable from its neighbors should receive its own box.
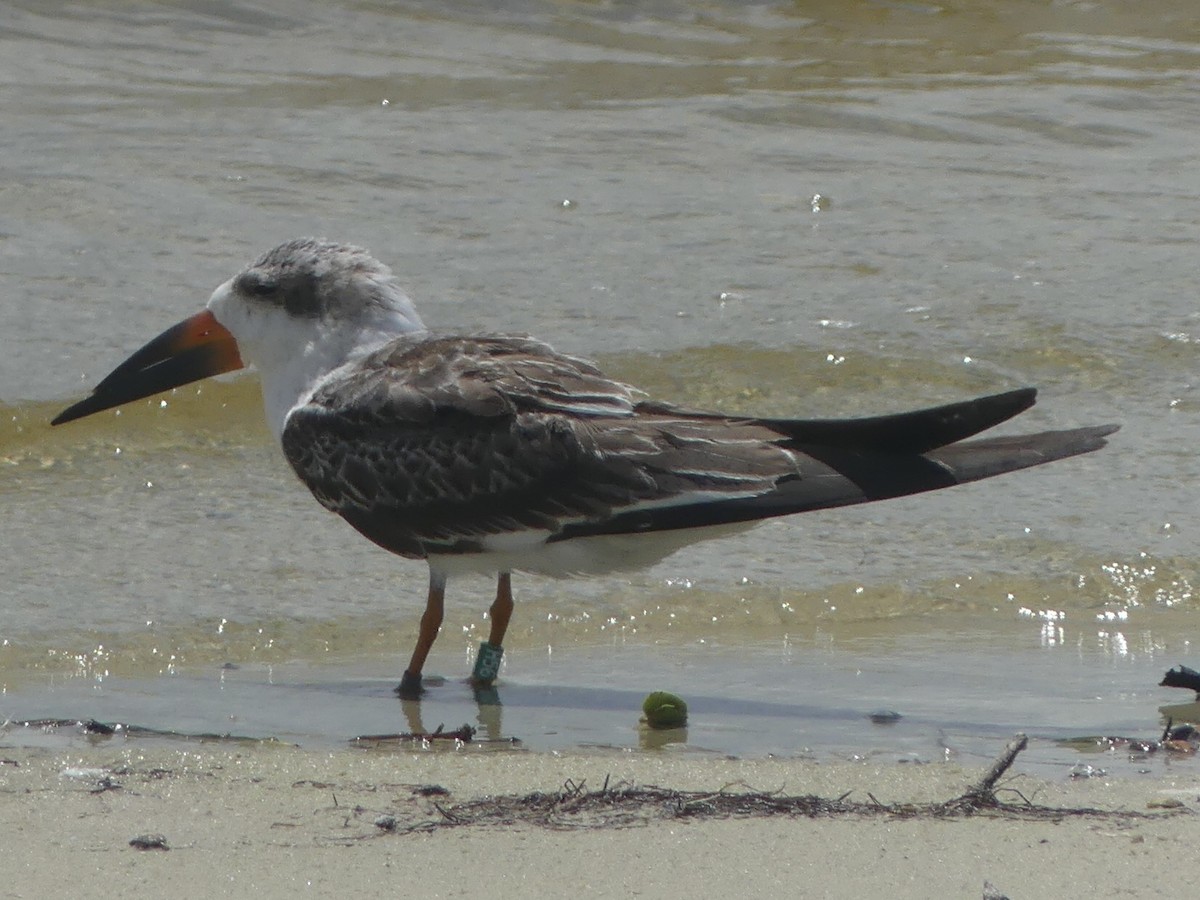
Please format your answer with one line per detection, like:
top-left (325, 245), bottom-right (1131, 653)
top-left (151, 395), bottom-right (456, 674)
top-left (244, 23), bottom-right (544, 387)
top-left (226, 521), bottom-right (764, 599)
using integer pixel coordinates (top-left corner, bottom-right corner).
top-left (281, 335), bottom-right (1117, 557)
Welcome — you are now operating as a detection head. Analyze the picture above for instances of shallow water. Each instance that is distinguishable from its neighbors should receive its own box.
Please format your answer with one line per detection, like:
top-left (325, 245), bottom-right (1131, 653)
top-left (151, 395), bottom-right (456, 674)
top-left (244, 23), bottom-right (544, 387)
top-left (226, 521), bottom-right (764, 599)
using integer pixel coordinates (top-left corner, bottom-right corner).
top-left (3, 0), bottom-right (1200, 775)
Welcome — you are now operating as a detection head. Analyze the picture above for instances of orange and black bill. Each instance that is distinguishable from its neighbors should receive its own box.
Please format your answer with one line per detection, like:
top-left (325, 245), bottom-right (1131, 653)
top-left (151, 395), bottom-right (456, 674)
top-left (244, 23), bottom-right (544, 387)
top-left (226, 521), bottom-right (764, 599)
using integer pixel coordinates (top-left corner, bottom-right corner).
top-left (51, 310), bottom-right (244, 426)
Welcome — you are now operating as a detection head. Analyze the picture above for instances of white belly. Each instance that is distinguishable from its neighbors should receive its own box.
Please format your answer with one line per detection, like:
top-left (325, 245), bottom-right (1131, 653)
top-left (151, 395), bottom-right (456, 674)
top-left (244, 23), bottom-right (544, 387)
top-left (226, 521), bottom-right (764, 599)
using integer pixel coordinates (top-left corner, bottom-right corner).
top-left (425, 521), bottom-right (758, 579)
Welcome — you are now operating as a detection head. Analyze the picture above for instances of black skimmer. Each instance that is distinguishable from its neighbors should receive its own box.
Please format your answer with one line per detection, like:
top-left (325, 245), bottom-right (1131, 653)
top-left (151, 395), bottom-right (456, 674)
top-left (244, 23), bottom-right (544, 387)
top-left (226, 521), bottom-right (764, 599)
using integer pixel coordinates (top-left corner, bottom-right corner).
top-left (52, 239), bottom-right (1118, 698)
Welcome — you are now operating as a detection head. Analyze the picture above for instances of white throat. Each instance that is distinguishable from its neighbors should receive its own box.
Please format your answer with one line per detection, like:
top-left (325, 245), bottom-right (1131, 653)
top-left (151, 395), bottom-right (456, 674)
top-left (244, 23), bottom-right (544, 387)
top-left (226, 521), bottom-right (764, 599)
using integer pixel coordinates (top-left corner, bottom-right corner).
top-left (206, 278), bottom-right (425, 442)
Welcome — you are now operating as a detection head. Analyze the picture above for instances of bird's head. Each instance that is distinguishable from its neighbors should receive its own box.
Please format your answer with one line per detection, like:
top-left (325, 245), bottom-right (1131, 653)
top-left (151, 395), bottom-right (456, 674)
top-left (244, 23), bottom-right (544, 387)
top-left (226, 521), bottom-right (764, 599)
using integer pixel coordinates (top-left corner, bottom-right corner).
top-left (52, 239), bottom-right (427, 429)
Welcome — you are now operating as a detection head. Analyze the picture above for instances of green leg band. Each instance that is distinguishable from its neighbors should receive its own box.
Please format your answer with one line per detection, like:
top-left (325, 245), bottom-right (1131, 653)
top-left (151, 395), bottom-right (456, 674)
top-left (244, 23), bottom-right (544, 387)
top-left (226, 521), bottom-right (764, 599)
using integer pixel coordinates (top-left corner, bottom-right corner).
top-left (472, 641), bottom-right (504, 684)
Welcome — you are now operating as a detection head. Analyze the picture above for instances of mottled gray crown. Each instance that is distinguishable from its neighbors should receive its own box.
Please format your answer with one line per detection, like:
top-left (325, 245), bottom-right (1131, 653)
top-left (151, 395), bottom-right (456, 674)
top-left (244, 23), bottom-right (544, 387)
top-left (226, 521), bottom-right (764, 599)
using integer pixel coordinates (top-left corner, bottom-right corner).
top-left (233, 238), bottom-right (398, 320)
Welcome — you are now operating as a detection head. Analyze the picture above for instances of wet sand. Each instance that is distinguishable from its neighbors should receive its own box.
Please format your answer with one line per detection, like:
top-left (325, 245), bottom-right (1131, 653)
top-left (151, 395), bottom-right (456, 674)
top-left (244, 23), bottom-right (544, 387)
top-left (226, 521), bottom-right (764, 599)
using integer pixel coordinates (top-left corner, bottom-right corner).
top-left (2, 738), bottom-right (1195, 898)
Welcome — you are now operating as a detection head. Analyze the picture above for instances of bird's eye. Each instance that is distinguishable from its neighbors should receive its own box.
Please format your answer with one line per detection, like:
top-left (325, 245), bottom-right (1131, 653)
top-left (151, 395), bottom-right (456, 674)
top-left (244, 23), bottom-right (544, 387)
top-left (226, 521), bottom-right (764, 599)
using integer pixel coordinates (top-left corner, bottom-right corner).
top-left (237, 272), bottom-right (278, 298)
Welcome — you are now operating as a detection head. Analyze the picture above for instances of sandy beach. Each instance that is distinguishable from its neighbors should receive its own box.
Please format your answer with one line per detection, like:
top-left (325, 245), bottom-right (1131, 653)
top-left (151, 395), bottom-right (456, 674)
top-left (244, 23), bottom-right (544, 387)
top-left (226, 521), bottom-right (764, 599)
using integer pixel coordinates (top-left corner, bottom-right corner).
top-left (2, 735), bottom-right (1196, 898)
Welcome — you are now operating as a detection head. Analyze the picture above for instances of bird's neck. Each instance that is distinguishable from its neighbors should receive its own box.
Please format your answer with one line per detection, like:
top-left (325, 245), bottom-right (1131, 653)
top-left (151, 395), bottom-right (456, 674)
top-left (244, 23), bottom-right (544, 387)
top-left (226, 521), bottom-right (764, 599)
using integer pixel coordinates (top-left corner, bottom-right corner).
top-left (258, 317), bottom-right (422, 443)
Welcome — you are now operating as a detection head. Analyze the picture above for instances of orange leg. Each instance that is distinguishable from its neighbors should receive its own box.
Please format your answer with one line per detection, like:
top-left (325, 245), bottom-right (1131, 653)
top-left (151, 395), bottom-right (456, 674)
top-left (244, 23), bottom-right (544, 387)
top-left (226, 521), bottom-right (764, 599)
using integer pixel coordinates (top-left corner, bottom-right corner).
top-left (396, 572), bottom-right (445, 697)
top-left (487, 572), bottom-right (514, 647)
top-left (470, 572), bottom-right (514, 687)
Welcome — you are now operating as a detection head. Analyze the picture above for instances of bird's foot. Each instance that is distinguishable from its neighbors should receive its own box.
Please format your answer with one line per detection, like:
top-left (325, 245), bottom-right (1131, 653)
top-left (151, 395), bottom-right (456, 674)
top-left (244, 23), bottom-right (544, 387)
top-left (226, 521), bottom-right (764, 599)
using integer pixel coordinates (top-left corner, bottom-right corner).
top-left (395, 669), bottom-right (425, 700)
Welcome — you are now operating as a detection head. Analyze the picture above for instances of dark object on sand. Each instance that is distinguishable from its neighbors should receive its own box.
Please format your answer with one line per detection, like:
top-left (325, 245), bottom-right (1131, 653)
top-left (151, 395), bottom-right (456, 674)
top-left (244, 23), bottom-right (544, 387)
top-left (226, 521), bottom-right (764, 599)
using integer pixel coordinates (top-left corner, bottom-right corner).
top-left (129, 834), bottom-right (169, 851)
top-left (1159, 665), bottom-right (1200, 695)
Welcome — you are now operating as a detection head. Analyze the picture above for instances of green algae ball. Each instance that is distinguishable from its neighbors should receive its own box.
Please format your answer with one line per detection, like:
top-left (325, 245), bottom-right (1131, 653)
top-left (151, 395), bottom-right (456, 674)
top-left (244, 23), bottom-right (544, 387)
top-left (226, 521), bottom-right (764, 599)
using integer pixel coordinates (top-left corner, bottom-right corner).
top-left (642, 691), bottom-right (688, 729)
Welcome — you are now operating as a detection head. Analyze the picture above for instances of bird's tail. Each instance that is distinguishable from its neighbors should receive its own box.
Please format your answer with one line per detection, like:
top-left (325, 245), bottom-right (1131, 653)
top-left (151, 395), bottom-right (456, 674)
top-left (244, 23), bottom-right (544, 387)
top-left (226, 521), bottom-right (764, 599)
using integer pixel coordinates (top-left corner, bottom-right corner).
top-left (926, 424), bottom-right (1117, 488)
top-left (792, 421), bottom-right (1118, 505)
top-left (553, 391), bottom-right (1118, 541)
